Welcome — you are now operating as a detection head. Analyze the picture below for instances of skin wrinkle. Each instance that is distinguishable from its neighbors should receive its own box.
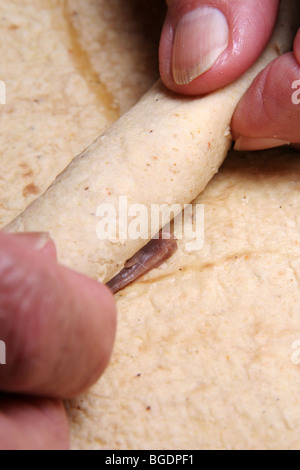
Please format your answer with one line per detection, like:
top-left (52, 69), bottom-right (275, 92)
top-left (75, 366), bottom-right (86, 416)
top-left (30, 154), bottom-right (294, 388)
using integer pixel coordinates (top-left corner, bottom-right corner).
top-left (232, 3), bottom-right (272, 58)
top-left (231, 11), bottom-right (247, 56)
top-left (256, 0), bottom-right (271, 32)
top-left (256, 65), bottom-right (276, 127)
top-left (256, 84), bottom-right (265, 111)
top-left (0, 252), bottom-right (69, 391)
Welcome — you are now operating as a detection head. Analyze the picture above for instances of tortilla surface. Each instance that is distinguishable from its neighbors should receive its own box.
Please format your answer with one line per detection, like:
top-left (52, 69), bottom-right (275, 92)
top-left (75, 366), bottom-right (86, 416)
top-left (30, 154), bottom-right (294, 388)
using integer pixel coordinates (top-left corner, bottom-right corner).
top-left (5, 0), bottom-right (298, 284)
top-left (68, 147), bottom-right (300, 450)
top-left (0, 0), bottom-right (164, 227)
top-left (1, 0), bottom-right (300, 450)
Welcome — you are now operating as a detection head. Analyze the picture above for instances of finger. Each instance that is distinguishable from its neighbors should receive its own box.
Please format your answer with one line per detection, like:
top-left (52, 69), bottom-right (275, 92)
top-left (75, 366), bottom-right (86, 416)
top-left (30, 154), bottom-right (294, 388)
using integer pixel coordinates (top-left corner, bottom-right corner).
top-left (232, 49), bottom-right (300, 150)
top-left (0, 395), bottom-right (69, 450)
top-left (294, 28), bottom-right (300, 65)
top-left (0, 232), bottom-right (117, 398)
top-left (160, 0), bottom-right (279, 95)
top-left (13, 233), bottom-right (57, 260)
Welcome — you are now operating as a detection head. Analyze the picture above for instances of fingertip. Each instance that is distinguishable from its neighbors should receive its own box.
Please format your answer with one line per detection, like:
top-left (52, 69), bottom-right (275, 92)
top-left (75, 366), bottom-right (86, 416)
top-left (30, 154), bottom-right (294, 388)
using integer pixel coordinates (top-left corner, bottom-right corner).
top-left (61, 268), bottom-right (117, 394)
top-left (160, 0), bottom-right (279, 95)
top-left (12, 232), bottom-right (57, 259)
top-left (0, 232), bottom-right (117, 399)
top-left (232, 52), bottom-right (300, 146)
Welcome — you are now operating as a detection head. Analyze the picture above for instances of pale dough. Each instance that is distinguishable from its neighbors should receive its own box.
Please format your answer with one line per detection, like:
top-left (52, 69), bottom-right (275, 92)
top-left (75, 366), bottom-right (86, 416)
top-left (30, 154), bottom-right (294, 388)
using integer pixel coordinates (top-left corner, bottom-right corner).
top-left (1, 0), bottom-right (300, 451)
top-left (69, 147), bottom-right (300, 450)
top-left (6, 1), bottom-right (299, 283)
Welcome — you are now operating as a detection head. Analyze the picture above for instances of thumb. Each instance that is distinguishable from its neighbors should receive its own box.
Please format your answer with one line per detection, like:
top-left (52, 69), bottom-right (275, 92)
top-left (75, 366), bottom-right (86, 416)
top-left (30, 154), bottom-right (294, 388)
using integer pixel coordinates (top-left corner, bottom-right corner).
top-left (0, 232), bottom-right (116, 398)
top-left (160, 0), bottom-right (280, 95)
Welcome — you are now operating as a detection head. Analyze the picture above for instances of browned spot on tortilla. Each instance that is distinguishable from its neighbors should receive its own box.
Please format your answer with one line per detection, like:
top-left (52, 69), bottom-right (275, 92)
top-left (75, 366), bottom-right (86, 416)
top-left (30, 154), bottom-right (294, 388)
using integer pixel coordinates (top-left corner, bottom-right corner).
top-left (19, 163), bottom-right (33, 178)
top-left (23, 183), bottom-right (40, 197)
top-left (137, 251), bottom-right (268, 285)
top-left (8, 24), bottom-right (19, 30)
top-left (61, 0), bottom-right (119, 122)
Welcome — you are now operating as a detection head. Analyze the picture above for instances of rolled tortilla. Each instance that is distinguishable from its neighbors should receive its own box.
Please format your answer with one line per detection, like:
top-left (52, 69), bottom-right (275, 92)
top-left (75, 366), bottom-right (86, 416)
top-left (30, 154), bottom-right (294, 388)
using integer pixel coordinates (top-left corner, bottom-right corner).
top-left (6, 0), bottom-right (299, 283)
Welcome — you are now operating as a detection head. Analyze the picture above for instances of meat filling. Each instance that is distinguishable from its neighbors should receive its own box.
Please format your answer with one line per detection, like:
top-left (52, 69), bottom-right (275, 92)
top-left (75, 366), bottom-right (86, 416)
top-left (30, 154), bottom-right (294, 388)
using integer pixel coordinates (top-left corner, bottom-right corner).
top-left (107, 233), bottom-right (178, 294)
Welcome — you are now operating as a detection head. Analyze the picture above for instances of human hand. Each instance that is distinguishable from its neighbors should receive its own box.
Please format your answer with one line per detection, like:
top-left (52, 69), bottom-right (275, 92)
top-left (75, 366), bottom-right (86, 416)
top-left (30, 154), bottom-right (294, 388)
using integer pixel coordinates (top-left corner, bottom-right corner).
top-left (0, 232), bottom-right (116, 450)
top-left (159, 0), bottom-right (300, 150)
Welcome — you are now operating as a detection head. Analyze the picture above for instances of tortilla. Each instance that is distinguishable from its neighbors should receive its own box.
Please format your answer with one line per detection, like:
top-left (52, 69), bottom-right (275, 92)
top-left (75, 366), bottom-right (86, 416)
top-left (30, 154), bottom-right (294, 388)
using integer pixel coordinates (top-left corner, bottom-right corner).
top-left (6, 1), bottom-right (299, 284)
top-left (2, 0), bottom-right (300, 451)
top-left (0, 0), bottom-right (164, 229)
top-left (69, 146), bottom-right (300, 450)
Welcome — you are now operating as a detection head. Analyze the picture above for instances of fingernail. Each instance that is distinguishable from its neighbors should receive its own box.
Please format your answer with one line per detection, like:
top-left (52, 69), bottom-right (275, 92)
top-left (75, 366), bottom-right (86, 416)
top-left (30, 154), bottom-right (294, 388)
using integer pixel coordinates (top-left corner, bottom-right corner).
top-left (33, 233), bottom-right (52, 251)
top-left (172, 7), bottom-right (229, 85)
top-left (234, 137), bottom-right (290, 151)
